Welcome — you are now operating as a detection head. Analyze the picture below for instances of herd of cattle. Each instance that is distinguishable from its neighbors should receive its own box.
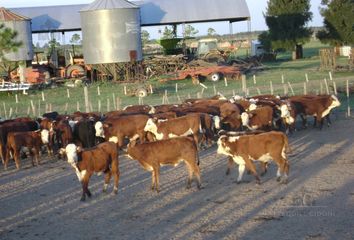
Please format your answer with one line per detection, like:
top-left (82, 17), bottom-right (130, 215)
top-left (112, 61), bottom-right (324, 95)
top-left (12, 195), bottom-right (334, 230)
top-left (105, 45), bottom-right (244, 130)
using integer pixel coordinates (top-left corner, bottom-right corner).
top-left (0, 93), bottom-right (341, 201)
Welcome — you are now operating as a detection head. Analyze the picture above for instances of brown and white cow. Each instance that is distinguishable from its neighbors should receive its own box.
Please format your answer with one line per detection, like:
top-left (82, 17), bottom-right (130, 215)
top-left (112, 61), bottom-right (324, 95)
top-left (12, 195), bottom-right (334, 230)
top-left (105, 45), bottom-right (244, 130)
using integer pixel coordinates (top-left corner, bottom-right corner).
top-left (288, 94), bottom-right (341, 129)
top-left (217, 131), bottom-right (290, 184)
top-left (126, 137), bottom-right (201, 192)
top-left (144, 114), bottom-right (201, 146)
top-left (60, 141), bottom-right (120, 201)
top-left (95, 114), bottom-right (149, 148)
top-left (4, 130), bottom-right (49, 169)
top-left (240, 106), bottom-right (274, 130)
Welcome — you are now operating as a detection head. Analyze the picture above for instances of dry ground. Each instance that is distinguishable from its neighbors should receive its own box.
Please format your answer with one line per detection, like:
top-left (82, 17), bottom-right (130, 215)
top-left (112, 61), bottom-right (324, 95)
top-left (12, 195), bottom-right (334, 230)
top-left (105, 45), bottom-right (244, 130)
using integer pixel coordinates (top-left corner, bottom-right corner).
top-left (0, 116), bottom-right (354, 240)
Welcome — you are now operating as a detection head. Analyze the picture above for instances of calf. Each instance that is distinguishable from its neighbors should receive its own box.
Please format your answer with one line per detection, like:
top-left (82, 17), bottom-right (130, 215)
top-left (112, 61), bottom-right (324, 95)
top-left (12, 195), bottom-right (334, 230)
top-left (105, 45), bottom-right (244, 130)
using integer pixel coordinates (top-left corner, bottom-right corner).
top-left (4, 130), bottom-right (48, 169)
top-left (55, 120), bottom-right (73, 148)
top-left (60, 141), bottom-right (120, 201)
top-left (217, 131), bottom-right (290, 184)
top-left (241, 106), bottom-right (273, 130)
top-left (73, 119), bottom-right (96, 148)
top-left (126, 137), bottom-right (201, 192)
top-left (144, 114), bottom-right (201, 146)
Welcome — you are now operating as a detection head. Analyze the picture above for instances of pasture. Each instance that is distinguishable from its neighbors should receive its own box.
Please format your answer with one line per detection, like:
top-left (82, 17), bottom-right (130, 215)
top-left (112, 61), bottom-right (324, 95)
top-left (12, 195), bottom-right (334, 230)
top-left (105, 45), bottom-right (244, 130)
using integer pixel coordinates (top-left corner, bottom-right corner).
top-left (0, 39), bottom-right (353, 239)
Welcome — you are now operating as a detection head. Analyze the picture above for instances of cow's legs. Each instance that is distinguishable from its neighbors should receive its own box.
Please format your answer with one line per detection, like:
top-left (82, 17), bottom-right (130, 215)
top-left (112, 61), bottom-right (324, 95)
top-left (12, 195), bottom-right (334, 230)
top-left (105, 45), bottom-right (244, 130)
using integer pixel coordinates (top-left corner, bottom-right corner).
top-left (151, 170), bottom-right (156, 191)
top-left (226, 156), bottom-right (234, 175)
top-left (103, 170), bottom-right (112, 193)
top-left (236, 164), bottom-right (246, 183)
top-left (0, 144), bottom-right (5, 164)
top-left (245, 160), bottom-right (261, 184)
top-left (155, 166), bottom-right (160, 193)
top-left (81, 173), bottom-right (92, 201)
top-left (34, 147), bottom-right (40, 166)
top-left (260, 162), bottom-right (269, 176)
top-left (111, 159), bottom-right (120, 194)
top-left (13, 149), bottom-right (21, 169)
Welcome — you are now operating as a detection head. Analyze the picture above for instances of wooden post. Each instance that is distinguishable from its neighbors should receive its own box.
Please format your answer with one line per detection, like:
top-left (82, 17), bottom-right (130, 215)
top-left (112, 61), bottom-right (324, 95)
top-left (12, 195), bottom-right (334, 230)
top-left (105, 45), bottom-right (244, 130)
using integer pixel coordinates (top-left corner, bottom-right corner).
top-left (89, 102), bottom-right (93, 112)
top-left (324, 78), bottom-right (329, 94)
top-left (329, 71), bottom-right (333, 81)
top-left (270, 81), bottom-right (274, 95)
top-left (112, 93), bottom-right (116, 110)
top-left (123, 85), bottom-right (127, 95)
top-left (149, 84), bottom-right (153, 94)
top-left (41, 91), bottom-right (45, 101)
top-left (232, 90), bottom-right (236, 96)
top-left (8, 108), bottom-right (13, 119)
top-left (283, 84), bottom-right (288, 96)
top-left (175, 83), bottom-right (178, 93)
top-left (224, 77), bottom-right (228, 87)
top-left (320, 82), bottom-right (323, 95)
top-left (253, 74), bottom-right (256, 84)
top-left (77, 101), bottom-right (80, 112)
top-left (347, 80), bottom-right (350, 117)
top-left (27, 106), bottom-right (30, 116)
top-left (30, 100), bottom-right (35, 117)
top-left (67, 88), bottom-right (70, 98)
top-left (288, 82), bottom-right (295, 96)
top-left (177, 94), bottom-right (181, 103)
top-left (116, 97), bottom-right (121, 110)
top-left (65, 103), bottom-right (68, 113)
top-left (213, 85), bottom-right (217, 95)
top-left (305, 73), bottom-right (309, 83)
top-left (38, 100), bottom-right (41, 116)
top-left (15, 94), bottom-right (18, 104)
top-left (107, 98), bottom-right (110, 112)
top-left (97, 86), bottom-right (101, 96)
top-left (303, 82), bottom-right (307, 95)
top-left (333, 80), bottom-right (337, 95)
top-left (84, 86), bottom-right (90, 113)
top-left (98, 100), bottom-right (101, 113)
top-left (242, 74), bottom-right (247, 95)
top-left (49, 103), bottom-right (52, 112)
top-left (256, 88), bottom-right (261, 95)
top-left (281, 74), bottom-right (284, 84)
top-left (3, 102), bottom-right (7, 119)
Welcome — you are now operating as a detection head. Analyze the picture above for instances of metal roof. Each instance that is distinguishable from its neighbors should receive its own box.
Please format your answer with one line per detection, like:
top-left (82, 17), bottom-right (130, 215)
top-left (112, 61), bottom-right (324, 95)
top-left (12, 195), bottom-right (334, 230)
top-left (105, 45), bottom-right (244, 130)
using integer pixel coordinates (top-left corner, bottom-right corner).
top-left (0, 7), bottom-right (30, 21)
top-left (80, 0), bottom-right (138, 11)
top-left (9, 0), bottom-right (250, 33)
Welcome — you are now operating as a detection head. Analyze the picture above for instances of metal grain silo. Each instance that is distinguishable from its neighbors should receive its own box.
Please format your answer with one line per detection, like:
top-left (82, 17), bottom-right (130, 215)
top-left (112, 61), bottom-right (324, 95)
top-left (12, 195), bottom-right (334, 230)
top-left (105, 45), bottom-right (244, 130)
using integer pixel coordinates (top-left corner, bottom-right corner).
top-left (0, 7), bottom-right (33, 61)
top-left (80, 0), bottom-right (142, 64)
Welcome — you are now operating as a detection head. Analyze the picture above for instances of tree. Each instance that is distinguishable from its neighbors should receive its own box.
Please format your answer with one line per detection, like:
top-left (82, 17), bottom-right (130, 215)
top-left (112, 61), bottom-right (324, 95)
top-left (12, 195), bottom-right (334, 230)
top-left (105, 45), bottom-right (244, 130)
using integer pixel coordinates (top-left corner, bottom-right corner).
top-left (0, 24), bottom-right (23, 79)
top-left (264, 0), bottom-right (313, 59)
top-left (141, 30), bottom-right (150, 46)
top-left (0, 24), bottom-right (22, 62)
top-left (207, 28), bottom-right (216, 36)
top-left (161, 26), bottom-right (175, 39)
top-left (317, 0), bottom-right (354, 46)
top-left (70, 33), bottom-right (81, 45)
top-left (184, 25), bottom-right (199, 37)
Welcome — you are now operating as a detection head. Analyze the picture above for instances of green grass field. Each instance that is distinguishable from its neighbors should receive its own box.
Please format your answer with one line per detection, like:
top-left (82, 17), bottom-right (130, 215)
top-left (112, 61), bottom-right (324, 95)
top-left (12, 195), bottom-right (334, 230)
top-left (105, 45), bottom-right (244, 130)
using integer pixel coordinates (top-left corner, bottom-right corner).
top-left (0, 40), bottom-right (353, 118)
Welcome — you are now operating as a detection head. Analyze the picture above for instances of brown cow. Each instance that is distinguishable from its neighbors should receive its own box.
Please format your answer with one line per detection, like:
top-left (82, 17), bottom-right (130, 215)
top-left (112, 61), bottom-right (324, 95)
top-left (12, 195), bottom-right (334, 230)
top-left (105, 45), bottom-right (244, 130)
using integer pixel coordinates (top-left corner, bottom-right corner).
top-left (241, 106), bottom-right (274, 130)
top-left (55, 120), bottom-right (73, 148)
top-left (126, 137), bottom-right (201, 192)
top-left (144, 114), bottom-right (201, 146)
top-left (4, 130), bottom-right (48, 169)
top-left (95, 114), bottom-right (149, 148)
top-left (288, 94), bottom-right (340, 129)
top-left (217, 131), bottom-right (290, 184)
top-left (60, 141), bottom-right (120, 201)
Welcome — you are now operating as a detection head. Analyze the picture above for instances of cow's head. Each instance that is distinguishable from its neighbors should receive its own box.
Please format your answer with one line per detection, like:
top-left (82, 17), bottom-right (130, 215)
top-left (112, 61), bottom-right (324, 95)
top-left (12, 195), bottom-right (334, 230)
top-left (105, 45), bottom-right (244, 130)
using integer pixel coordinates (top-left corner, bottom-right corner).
top-left (330, 95), bottom-right (341, 107)
top-left (95, 121), bottom-right (105, 138)
top-left (280, 104), bottom-right (294, 124)
top-left (148, 105), bottom-right (156, 114)
top-left (241, 112), bottom-right (250, 126)
top-left (213, 115), bottom-right (221, 129)
top-left (41, 129), bottom-right (50, 144)
top-left (217, 135), bottom-right (232, 156)
top-left (248, 103), bottom-right (257, 111)
top-left (60, 143), bottom-right (79, 165)
top-left (144, 118), bottom-right (158, 133)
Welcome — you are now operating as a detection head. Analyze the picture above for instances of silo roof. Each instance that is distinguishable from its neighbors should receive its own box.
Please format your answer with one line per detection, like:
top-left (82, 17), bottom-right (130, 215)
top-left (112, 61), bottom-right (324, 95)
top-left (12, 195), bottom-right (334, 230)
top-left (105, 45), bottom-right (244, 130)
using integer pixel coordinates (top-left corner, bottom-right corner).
top-left (0, 7), bottom-right (30, 21)
top-left (80, 0), bottom-right (139, 11)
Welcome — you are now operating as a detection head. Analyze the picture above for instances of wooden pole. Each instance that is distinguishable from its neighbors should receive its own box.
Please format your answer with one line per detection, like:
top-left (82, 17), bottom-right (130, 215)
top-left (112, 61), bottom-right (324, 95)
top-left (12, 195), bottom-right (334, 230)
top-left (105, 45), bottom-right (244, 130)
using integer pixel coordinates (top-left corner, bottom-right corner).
top-left (38, 100), bottom-right (41, 116)
top-left (329, 71), bottom-right (333, 81)
top-left (67, 88), bottom-right (70, 98)
top-left (112, 93), bottom-right (116, 110)
top-left (253, 75), bottom-right (256, 84)
top-left (242, 74), bottom-right (247, 95)
top-left (27, 106), bottom-right (30, 116)
top-left (288, 82), bottom-right (295, 96)
top-left (324, 78), bottom-right (329, 94)
top-left (256, 88), bottom-right (261, 95)
top-left (49, 103), bottom-right (52, 112)
top-left (224, 77), bottom-right (228, 87)
top-left (8, 108), bottom-right (13, 119)
top-left (347, 80), bottom-right (350, 117)
top-left (303, 82), bottom-right (307, 95)
top-left (305, 73), bottom-right (309, 83)
top-left (98, 100), bottom-right (101, 113)
top-left (281, 74), bottom-right (284, 84)
top-left (41, 91), bottom-right (45, 101)
top-left (149, 84), bottom-right (153, 94)
top-left (84, 86), bottom-right (90, 112)
top-left (65, 103), bottom-right (68, 114)
top-left (3, 102), bottom-right (7, 119)
top-left (283, 84), bottom-right (288, 96)
top-left (123, 85), bottom-right (127, 95)
top-left (30, 100), bottom-right (35, 117)
top-left (333, 80), bottom-right (337, 95)
top-left (175, 83), bottom-right (178, 93)
top-left (107, 99), bottom-right (110, 112)
top-left (77, 101), bottom-right (80, 112)
top-left (270, 81), bottom-right (274, 95)
top-left (213, 85), bottom-right (217, 95)
top-left (97, 86), bottom-right (101, 96)
top-left (320, 82), bottom-right (323, 95)
top-left (116, 97), bottom-right (121, 110)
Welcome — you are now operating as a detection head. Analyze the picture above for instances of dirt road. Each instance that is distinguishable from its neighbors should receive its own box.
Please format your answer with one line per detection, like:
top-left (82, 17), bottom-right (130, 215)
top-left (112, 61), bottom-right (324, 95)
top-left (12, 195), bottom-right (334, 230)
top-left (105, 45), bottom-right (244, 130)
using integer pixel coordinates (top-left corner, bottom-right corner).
top-left (0, 118), bottom-right (354, 240)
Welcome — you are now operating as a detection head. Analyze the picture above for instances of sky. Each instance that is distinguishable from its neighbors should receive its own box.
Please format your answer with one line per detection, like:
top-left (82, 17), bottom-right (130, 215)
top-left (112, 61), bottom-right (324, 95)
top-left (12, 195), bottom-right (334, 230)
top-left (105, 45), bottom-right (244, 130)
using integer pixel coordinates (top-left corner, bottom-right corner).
top-left (0, 0), bottom-right (325, 40)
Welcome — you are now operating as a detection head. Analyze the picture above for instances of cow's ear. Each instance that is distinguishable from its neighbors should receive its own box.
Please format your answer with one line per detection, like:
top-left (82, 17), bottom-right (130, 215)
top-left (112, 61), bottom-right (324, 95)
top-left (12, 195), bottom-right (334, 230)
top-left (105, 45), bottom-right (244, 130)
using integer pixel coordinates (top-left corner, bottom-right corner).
top-left (103, 123), bottom-right (112, 128)
top-left (76, 146), bottom-right (83, 152)
top-left (59, 148), bottom-right (66, 155)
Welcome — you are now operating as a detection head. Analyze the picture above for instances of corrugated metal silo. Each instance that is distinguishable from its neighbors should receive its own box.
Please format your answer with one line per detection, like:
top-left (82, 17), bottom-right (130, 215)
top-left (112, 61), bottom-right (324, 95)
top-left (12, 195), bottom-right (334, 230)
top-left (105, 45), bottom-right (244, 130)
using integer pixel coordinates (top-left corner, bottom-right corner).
top-left (80, 0), bottom-right (142, 65)
top-left (0, 7), bottom-right (33, 61)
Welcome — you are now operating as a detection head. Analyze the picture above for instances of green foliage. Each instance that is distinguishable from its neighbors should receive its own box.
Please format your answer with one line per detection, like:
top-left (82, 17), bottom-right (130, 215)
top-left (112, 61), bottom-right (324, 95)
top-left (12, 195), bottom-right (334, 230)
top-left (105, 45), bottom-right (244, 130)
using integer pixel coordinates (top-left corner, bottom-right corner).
top-left (161, 26), bottom-right (175, 39)
top-left (184, 25), bottom-right (199, 37)
top-left (141, 30), bottom-right (150, 46)
top-left (158, 38), bottom-right (183, 54)
top-left (70, 34), bottom-right (81, 45)
top-left (265, 0), bottom-right (313, 51)
top-left (0, 24), bottom-right (22, 62)
top-left (207, 28), bottom-right (216, 36)
top-left (258, 31), bottom-right (272, 52)
top-left (317, 0), bottom-right (354, 46)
